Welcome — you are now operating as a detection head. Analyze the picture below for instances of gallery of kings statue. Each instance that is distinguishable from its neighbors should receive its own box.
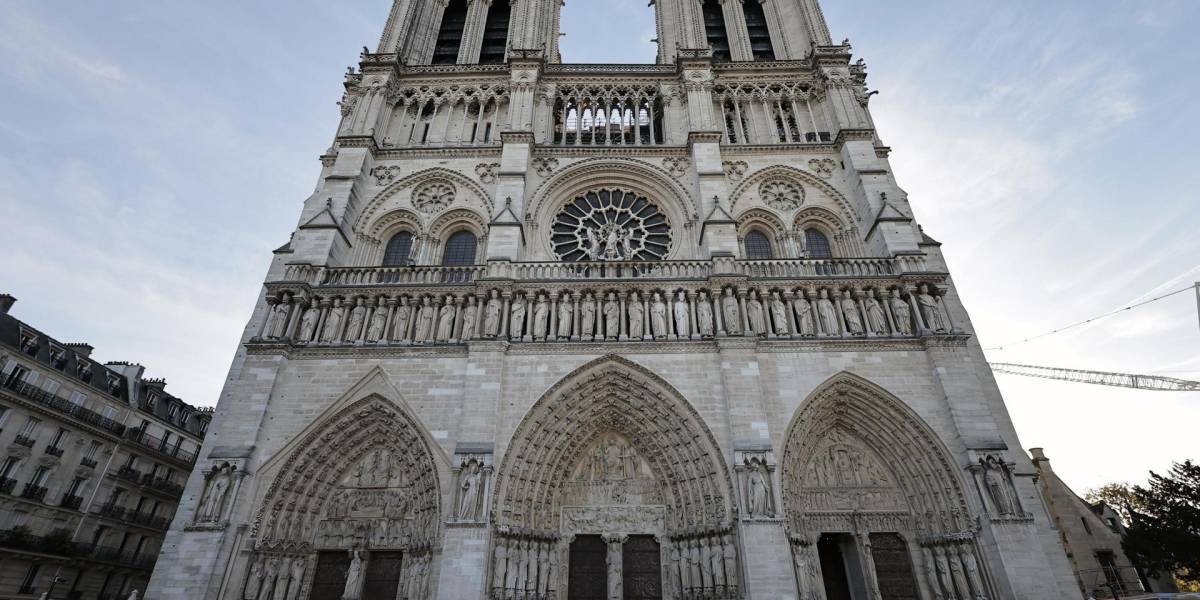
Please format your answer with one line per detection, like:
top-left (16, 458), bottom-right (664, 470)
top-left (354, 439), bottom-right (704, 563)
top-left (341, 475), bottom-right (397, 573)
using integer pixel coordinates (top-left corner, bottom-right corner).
top-left (145, 0), bottom-right (1083, 598)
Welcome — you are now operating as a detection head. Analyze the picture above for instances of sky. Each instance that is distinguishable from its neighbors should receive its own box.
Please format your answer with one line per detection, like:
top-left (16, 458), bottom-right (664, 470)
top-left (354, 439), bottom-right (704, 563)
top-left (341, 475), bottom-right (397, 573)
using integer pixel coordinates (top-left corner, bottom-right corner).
top-left (0, 1), bottom-right (1197, 493)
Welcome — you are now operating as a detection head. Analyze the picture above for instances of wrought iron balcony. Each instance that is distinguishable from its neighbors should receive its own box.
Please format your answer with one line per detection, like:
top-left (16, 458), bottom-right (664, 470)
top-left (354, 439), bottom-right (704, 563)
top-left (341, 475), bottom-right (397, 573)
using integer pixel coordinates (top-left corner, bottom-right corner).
top-left (0, 378), bottom-right (125, 436)
top-left (45, 445), bottom-right (65, 457)
top-left (60, 494), bottom-right (84, 510)
top-left (80, 457), bottom-right (98, 469)
top-left (0, 477), bottom-right (16, 494)
top-left (19, 484), bottom-right (48, 501)
top-left (96, 502), bottom-right (127, 520)
top-left (123, 428), bottom-right (197, 465)
top-left (116, 465), bottom-right (145, 484)
top-left (13, 434), bottom-right (35, 448)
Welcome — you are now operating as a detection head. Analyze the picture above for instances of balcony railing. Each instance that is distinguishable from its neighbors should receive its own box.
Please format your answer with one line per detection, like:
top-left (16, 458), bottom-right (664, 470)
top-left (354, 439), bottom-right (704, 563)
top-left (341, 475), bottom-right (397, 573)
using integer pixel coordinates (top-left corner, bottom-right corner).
top-left (124, 428), bottom-right (197, 464)
top-left (80, 457), bottom-right (98, 469)
top-left (20, 484), bottom-right (48, 502)
top-left (142, 473), bottom-right (185, 496)
top-left (116, 465), bottom-right (145, 484)
top-left (13, 434), bottom-right (35, 448)
top-left (60, 494), bottom-right (84, 510)
top-left (0, 378), bottom-right (125, 436)
top-left (0, 477), bottom-right (16, 494)
top-left (97, 502), bottom-right (127, 520)
top-left (129, 511), bottom-right (171, 530)
top-left (0, 528), bottom-right (156, 570)
top-left (45, 445), bottom-right (65, 457)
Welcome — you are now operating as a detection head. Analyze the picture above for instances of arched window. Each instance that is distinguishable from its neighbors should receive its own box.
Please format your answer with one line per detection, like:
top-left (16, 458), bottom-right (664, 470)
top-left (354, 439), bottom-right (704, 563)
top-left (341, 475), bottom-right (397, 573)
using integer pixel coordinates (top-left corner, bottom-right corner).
top-left (382, 232), bottom-right (415, 267)
top-left (479, 1), bottom-right (511, 64)
top-left (805, 228), bottom-right (833, 259)
top-left (743, 0), bottom-right (775, 60)
top-left (744, 230), bottom-right (774, 260)
top-left (432, 0), bottom-right (468, 65)
top-left (441, 231), bottom-right (478, 266)
top-left (701, 0), bottom-right (731, 62)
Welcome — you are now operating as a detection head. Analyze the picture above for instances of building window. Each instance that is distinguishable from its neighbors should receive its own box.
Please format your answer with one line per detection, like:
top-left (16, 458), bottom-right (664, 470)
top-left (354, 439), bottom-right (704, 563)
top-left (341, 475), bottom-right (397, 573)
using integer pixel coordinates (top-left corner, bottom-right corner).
top-left (29, 466), bottom-right (51, 487)
top-left (66, 477), bottom-right (85, 498)
top-left (68, 390), bottom-right (87, 407)
top-left (431, 0), bottom-right (468, 64)
top-left (701, 0), bottom-right (731, 61)
top-left (1096, 551), bottom-right (1125, 592)
top-left (18, 416), bottom-right (40, 439)
top-left (0, 456), bottom-right (19, 479)
top-left (167, 403), bottom-right (179, 422)
top-left (42, 378), bottom-right (60, 395)
top-left (744, 230), bottom-right (774, 259)
top-left (805, 228), bottom-right (833, 259)
top-left (479, 0), bottom-right (511, 64)
top-left (4, 364), bottom-right (30, 387)
top-left (441, 231), bottom-right (478, 266)
top-left (743, 0), bottom-right (775, 60)
top-left (0, 405), bottom-right (9, 427)
top-left (49, 427), bottom-right (68, 450)
top-left (19, 563), bottom-right (40, 594)
top-left (85, 441), bottom-right (102, 461)
top-left (382, 232), bottom-right (415, 267)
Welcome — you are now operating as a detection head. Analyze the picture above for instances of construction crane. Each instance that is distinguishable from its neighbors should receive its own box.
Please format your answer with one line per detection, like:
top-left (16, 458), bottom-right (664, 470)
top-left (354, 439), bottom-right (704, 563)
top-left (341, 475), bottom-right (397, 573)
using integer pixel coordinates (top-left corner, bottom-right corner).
top-left (989, 363), bottom-right (1200, 392)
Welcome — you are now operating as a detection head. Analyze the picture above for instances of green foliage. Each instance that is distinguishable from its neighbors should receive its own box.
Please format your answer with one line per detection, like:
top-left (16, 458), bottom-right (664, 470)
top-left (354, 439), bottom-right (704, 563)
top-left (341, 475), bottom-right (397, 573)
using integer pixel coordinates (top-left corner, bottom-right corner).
top-left (1085, 482), bottom-right (1141, 523)
top-left (1122, 460), bottom-right (1200, 588)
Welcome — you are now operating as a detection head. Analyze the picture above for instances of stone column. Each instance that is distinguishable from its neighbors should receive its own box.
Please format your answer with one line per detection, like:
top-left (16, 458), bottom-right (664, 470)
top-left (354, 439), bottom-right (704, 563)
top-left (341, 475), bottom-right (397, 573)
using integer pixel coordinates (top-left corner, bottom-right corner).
top-left (642, 294), bottom-right (652, 341)
top-left (834, 291), bottom-right (849, 337)
top-left (619, 294), bottom-right (628, 341)
top-left (718, 0), bottom-right (755, 61)
top-left (738, 290), bottom-right (752, 336)
top-left (603, 534), bottom-right (627, 600)
top-left (906, 285), bottom-right (930, 335)
top-left (255, 298), bottom-right (277, 340)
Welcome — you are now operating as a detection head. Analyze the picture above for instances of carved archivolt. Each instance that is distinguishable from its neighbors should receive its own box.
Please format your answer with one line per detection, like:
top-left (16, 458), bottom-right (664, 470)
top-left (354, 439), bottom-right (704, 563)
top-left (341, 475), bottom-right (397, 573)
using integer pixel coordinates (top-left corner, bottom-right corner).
top-left (729, 165), bottom-right (857, 224)
top-left (250, 395), bottom-right (442, 553)
top-left (355, 166), bottom-right (495, 237)
top-left (735, 208), bottom-right (788, 242)
top-left (492, 355), bottom-right (736, 532)
top-left (780, 372), bottom-right (972, 538)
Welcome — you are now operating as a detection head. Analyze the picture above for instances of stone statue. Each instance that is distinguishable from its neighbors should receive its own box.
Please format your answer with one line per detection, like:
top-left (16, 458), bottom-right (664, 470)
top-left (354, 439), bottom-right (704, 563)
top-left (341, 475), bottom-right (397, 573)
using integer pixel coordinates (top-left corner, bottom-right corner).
top-left (243, 556), bottom-right (265, 600)
top-left (342, 549), bottom-right (364, 600)
top-left (346, 298), bottom-right (367, 340)
top-left (288, 556), bottom-right (306, 599)
top-left (722, 289), bottom-right (741, 335)
top-left (984, 457), bottom-right (1017, 515)
top-left (748, 463), bottom-right (772, 517)
top-left (769, 291), bottom-right (789, 336)
top-left (650, 293), bottom-right (668, 338)
top-left (483, 290), bottom-right (502, 338)
top-left (458, 462), bottom-right (482, 520)
top-left (414, 297), bottom-right (436, 343)
top-left (794, 294), bottom-right (815, 336)
top-left (603, 293), bottom-right (620, 338)
top-left (321, 299), bottom-right (345, 342)
top-left (961, 545), bottom-right (987, 600)
top-left (816, 290), bottom-right (838, 335)
top-left (393, 300), bottom-right (412, 341)
top-left (365, 299), bottom-right (387, 342)
top-left (606, 541), bottom-right (623, 599)
top-left (197, 466), bottom-right (231, 523)
top-left (533, 295), bottom-right (549, 338)
top-left (864, 289), bottom-right (888, 335)
top-left (492, 541), bottom-right (509, 593)
top-left (627, 292), bottom-right (643, 338)
top-left (949, 547), bottom-right (972, 600)
top-left (841, 292), bottom-right (864, 335)
top-left (271, 563), bottom-right (290, 600)
top-left (460, 297), bottom-right (478, 341)
top-left (747, 291), bottom-right (767, 336)
top-left (510, 294), bottom-right (527, 338)
top-left (585, 227), bottom-right (601, 260)
top-left (557, 295), bottom-right (574, 339)
top-left (696, 291), bottom-right (714, 337)
top-left (127, 591), bottom-right (139, 600)
top-left (922, 548), bottom-right (945, 600)
top-left (436, 297), bottom-right (456, 342)
top-left (261, 558), bottom-right (280, 600)
top-left (673, 291), bottom-right (690, 338)
top-left (918, 284), bottom-right (947, 332)
top-left (266, 299), bottom-right (290, 339)
top-left (934, 547), bottom-right (954, 600)
top-left (890, 289), bottom-right (913, 335)
top-left (580, 293), bottom-right (596, 337)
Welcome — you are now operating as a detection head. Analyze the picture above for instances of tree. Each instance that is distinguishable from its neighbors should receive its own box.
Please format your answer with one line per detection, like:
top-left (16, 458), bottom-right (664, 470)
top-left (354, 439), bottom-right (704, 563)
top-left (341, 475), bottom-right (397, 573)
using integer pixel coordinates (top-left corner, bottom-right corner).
top-left (1085, 482), bottom-right (1141, 523)
top-left (1122, 460), bottom-right (1200, 589)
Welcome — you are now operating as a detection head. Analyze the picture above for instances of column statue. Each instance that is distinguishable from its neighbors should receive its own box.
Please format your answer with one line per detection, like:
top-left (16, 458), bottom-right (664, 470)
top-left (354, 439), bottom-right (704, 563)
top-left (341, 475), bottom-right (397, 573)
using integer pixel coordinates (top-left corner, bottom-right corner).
top-left (864, 289), bottom-right (888, 335)
top-left (557, 294), bottom-right (574, 339)
top-left (392, 299), bottom-right (412, 341)
top-left (509, 294), bottom-right (527, 339)
top-left (460, 296), bottom-right (478, 340)
top-left (816, 290), bottom-right (838, 335)
top-left (342, 549), bottom-right (365, 600)
top-left (604, 293), bottom-right (621, 339)
top-left (580, 292), bottom-right (597, 338)
top-left (890, 289), bottom-right (913, 335)
top-left (435, 297), bottom-right (456, 342)
top-left (346, 298), bottom-right (367, 340)
top-left (841, 292), bottom-right (865, 335)
top-left (298, 304), bottom-right (320, 342)
top-left (321, 299), bottom-right (346, 342)
top-left (747, 291), bottom-right (767, 336)
top-left (533, 294), bottom-right (550, 339)
top-left (414, 297), bottom-right (436, 342)
top-left (365, 298), bottom-right (388, 342)
top-left (650, 293), bottom-right (668, 338)
top-left (722, 289), bottom-right (741, 335)
top-left (673, 291), bottom-right (690, 338)
top-left (483, 290), bottom-right (502, 337)
top-left (918, 284), bottom-right (947, 332)
top-left (696, 291), bottom-right (714, 337)
top-left (769, 291), bottom-right (789, 336)
top-left (627, 292), bottom-right (643, 338)
top-left (794, 292), bottom-right (816, 336)
top-left (458, 462), bottom-right (482, 521)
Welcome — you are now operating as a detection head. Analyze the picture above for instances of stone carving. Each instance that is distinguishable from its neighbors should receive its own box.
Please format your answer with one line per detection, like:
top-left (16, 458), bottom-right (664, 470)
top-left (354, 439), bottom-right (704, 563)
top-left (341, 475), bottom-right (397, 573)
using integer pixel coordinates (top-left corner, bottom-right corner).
top-left (483, 290), bottom-right (502, 338)
top-left (554, 189), bottom-right (671, 262)
top-left (747, 291), bottom-right (767, 336)
top-left (627, 292), bottom-right (644, 338)
top-left (475, 162), bottom-right (500, 184)
top-left (458, 460), bottom-right (483, 521)
top-left (816, 290), bottom-right (838, 335)
top-left (722, 160), bottom-right (748, 181)
top-left (864, 290), bottom-right (888, 336)
top-left (918, 284), bottom-right (948, 332)
top-left (760, 178), bottom-right (804, 211)
top-left (414, 297), bottom-right (436, 343)
top-left (371, 165), bottom-right (403, 186)
top-left (841, 292), bottom-right (865, 335)
top-left (808, 158), bottom-right (836, 178)
top-left (580, 293), bottom-right (597, 339)
top-left (606, 535), bottom-right (625, 599)
top-left (436, 297), bottom-right (457, 342)
top-left (366, 298), bottom-right (388, 342)
top-left (561, 505), bottom-right (666, 534)
top-left (650, 293), bottom-right (669, 338)
top-left (413, 181), bottom-right (455, 214)
top-left (603, 293), bottom-right (620, 339)
top-left (563, 432), bottom-right (659, 507)
top-left (673, 292), bottom-right (690, 338)
top-left (196, 463), bottom-right (235, 524)
top-left (342, 549), bottom-right (365, 599)
top-left (461, 296), bottom-right (478, 341)
top-left (243, 556), bottom-right (264, 599)
top-left (265, 296), bottom-right (291, 340)
top-left (746, 459), bottom-right (774, 518)
top-left (532, 157), bottom-right (559, 177)
top-left (261, 558), bottom-right (280, 600)
top-left (321, 299), bottom-right (346, 343)
top-left (298, 304), bottom-right (320, 342)
top-left (696, 291), bottom-right (714, 338)
top-left (533, 294), bottom-right (550, 339)
top-left (769, 291), bottom-right (789, 336)
top-left (890, 288), bottom-right (913, 335)
top-left (722, 289), bottom-right (741, 335)
top-left (286, 557), bottom-right (305, 600)
top-left (982, 455), bottom-right (1020, 517)
top-left (663, 157), bottom-right (689, 178)
top-left (510, 294), bottom-right (527, 339)
top-left (557, 294), bottom-right (574, 339)
top-left (794, 293), bottom-right (816, 336)
top-left (392, 299), bottom-right (413, 341)
top-left (347, 298), bottom-right (367, 340)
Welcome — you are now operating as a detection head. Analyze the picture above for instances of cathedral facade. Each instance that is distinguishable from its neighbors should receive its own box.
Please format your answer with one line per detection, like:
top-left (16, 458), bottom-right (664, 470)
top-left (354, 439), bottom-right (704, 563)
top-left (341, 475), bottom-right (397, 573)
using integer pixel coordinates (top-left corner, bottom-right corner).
top-left (146, 1), bottom-right (1081, 599)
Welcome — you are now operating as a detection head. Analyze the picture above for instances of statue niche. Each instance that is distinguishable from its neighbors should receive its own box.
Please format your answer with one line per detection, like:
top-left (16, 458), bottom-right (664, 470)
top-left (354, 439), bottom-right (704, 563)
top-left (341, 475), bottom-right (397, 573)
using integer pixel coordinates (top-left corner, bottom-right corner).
top-left (563, 431), bottom-right (662, 507)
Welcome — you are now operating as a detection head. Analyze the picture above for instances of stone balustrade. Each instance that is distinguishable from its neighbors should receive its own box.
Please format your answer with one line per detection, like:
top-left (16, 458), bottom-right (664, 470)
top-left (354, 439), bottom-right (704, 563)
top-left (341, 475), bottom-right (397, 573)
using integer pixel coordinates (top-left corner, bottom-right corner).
top-left (256, 258), bottom-right (958, 348)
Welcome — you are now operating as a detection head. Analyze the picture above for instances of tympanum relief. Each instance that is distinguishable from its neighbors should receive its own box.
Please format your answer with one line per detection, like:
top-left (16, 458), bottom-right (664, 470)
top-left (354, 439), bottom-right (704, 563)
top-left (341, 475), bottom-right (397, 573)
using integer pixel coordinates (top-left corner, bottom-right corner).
top-left (797, 431), bottom-right (906, 514)
top-left (315, 449), bottom-right (420, 550)
top-left (563, 432), bottom-right (662, 507)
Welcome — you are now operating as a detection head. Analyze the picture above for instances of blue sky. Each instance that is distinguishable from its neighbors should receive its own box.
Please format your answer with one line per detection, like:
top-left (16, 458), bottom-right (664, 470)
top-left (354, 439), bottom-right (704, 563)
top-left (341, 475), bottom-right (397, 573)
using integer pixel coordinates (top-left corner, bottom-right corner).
top-left (0, 1), bottom-right (1196, 492)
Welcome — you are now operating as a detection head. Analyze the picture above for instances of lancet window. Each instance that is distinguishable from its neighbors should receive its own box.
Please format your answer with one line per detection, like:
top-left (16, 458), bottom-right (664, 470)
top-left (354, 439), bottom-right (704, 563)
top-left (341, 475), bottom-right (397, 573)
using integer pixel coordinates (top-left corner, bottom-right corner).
top-left (702, 0), bottom-right (732, 62)
top-left (716, 84), bottom-right (826, 145)
top-left (479, 0), bottom-right (511, 64)
top-left (441, 231), bottom-right (478, 266)
top-left (804, 228), bottom-right (832, 259)
top-left (432, 0), bottom-right (469, 64)
top-left (382, 232), bottom-right (415, 267)
top-left (744, 230), bottom-right (774, 260)
top-left (552, 85), bottom-right (664, 146)
top-left (388, 86), bottom-right (509, 147)
top-left (744, 0), bottom-right (775, 60)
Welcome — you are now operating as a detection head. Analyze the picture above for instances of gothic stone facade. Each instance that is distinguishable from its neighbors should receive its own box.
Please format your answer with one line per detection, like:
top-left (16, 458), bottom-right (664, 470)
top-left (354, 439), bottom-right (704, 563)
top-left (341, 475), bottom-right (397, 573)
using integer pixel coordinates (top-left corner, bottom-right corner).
top-left (148, 1), bottom-right (1080, 599)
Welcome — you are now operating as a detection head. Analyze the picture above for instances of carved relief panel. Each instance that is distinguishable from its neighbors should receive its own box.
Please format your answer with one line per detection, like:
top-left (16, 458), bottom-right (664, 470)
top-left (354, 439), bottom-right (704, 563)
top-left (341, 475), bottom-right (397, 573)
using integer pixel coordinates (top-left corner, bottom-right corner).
top-left (314, 448), bottom-right (422, 550)
top-left (562, 431), bottom-right (662, 508)
top-left (451, 448), bottom-right (494, 524)
top-left (797, 430), bottom-right (907, 513)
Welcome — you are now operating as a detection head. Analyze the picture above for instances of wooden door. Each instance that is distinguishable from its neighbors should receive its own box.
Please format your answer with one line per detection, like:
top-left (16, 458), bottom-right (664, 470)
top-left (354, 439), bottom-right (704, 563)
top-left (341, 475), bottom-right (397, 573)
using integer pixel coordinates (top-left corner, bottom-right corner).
top-left (363, 551), bottom-right (404, 600)
top-left (622, 535), bottom-right (662, 600)
top-left (869, 533), bottom-right (919, 600)
top-left (568, 535), bottom-right (608, 600)
top-left (309, 551), bottom-right (351, 600)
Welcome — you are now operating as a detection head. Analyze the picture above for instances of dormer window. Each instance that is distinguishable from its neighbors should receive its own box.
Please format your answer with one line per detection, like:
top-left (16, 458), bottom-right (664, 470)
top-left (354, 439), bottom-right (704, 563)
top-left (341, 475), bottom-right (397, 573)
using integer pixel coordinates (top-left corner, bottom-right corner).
top-left (167, 403), bottom-right (179, 422)
top-left (77, 360), bottom-right (93, 383)
top-left (106, 373), bottom-right (122, 395)
top-left (145, 392), bottom-right (158, 411)
top-left (49, 346), bottom-right (67, 369)
top-left (19, 331), bottom-right (39, 356)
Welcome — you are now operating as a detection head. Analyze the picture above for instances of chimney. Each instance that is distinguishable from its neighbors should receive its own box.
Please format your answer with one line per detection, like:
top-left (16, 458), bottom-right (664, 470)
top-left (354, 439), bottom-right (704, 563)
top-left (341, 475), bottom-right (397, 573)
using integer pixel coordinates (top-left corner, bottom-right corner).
top-left (0, 294), bottom-right (15, 315)
top-left (1029, 448), bottom-right (1051, 471)
top-left (144, 378), bottom-right (167, 392)
top-left (65, 343), bottom-right (94, 358)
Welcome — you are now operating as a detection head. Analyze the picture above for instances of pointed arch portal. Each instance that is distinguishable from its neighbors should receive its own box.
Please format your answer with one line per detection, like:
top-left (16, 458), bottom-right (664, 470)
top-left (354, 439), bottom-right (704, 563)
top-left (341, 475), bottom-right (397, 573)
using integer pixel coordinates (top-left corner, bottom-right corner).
top-left (247, 394), bottom-right (444, 600)
top-left (781, 373), bottom-right (994, 600)
top-left (490, 356), bottom-right (741, 600)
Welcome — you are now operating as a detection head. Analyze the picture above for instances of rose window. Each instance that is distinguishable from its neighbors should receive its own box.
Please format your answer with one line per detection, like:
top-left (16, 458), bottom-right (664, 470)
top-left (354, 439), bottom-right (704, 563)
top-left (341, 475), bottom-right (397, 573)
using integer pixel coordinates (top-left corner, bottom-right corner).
top-left (413, 181), bottom-right (456, 214)
top-left (551, 189), bottom-right (671, 262)
top-left (759, 178), bottom-right (804, 211)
